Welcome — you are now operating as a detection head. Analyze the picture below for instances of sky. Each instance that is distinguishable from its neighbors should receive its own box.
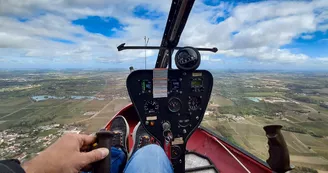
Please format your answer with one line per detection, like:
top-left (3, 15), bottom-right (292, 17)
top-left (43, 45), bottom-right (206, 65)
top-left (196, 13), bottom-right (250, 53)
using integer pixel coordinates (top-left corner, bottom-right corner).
top-left (0, 0), bottom-right (328, 70)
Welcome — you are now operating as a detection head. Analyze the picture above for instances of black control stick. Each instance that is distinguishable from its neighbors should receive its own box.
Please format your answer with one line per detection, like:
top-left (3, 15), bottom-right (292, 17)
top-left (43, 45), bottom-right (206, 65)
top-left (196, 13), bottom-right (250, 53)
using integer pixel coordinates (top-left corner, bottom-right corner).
top-left (94, 131), bottom-right (114, 173)
top-left (263, 125), bottom-right (292, 173)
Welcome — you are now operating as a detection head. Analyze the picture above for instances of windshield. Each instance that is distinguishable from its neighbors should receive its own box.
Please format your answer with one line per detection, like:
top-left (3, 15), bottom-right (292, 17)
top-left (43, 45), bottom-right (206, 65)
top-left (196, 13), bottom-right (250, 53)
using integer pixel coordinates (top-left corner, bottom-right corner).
top-left (1, 0), bottom-right (328, 172)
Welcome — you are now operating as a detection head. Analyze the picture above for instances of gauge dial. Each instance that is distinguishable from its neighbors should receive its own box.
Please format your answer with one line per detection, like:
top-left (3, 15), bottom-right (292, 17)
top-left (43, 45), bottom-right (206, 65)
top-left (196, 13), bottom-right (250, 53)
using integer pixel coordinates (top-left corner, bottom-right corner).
top-left (144, 100), bottom-right (159, 114)
top-left (178, 118), bottom-right (190, 128)
top-left (168, 97), bottom-right (182, 112)
top-left (175, 47), bottom-right (201, 71)
top-left (171, 145), bottom-right (182, 159)
top-left (188, 96), bottom-right (201, 111)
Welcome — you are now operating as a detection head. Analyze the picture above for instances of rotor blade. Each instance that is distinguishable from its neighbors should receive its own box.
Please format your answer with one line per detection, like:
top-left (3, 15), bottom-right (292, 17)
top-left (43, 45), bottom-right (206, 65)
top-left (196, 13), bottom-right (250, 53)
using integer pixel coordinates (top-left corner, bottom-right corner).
top-left (155, 0), bottom-right (196, 68)
top-left (117, 43), bottom-right (218, 53)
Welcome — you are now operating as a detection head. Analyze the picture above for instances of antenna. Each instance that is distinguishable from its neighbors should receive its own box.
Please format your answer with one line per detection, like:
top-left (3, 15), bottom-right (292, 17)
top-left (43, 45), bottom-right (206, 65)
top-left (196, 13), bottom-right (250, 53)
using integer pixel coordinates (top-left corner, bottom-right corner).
top-left (144, 36), bottom-right (149, 69)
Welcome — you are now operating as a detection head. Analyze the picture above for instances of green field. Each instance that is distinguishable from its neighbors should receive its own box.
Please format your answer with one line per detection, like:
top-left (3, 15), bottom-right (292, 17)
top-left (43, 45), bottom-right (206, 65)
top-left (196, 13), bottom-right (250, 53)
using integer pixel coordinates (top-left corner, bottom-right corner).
top-left (244, 92), bottom-right (284, 97)
top-left (298, 122), bottom-right (328, 137)
top-left (2, 70), bottom-right (328, 171)
top-left (210, 95), bottom-right (234, 106)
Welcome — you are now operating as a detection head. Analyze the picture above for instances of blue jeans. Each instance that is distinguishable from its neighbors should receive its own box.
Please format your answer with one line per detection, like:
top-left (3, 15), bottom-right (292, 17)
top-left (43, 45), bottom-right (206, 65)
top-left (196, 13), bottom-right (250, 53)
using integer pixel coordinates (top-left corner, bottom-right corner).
top-left (111, 144), bottom-right (173, 173)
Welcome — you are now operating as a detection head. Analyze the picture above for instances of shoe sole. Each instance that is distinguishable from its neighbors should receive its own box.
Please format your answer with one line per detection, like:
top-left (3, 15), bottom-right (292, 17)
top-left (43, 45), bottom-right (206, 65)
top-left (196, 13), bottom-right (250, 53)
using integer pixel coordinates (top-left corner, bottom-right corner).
top-left (115, 115), bottom-right (130, 152)
top-left (129, 121), bottom-right (141, 158)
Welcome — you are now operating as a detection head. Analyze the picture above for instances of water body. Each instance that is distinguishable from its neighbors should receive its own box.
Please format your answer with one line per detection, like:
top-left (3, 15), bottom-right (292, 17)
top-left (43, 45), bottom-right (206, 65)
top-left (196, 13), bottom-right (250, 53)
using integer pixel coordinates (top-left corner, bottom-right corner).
top-left (247, 97), bottom-right (262, 102)
top-left (31, 95), bottom-right (104, 101)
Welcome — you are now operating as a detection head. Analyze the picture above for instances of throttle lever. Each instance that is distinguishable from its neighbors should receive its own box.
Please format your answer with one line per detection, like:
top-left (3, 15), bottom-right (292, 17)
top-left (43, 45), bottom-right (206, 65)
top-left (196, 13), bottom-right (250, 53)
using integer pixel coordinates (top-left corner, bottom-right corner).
top-left (93, 130), bottom-right (114, 173)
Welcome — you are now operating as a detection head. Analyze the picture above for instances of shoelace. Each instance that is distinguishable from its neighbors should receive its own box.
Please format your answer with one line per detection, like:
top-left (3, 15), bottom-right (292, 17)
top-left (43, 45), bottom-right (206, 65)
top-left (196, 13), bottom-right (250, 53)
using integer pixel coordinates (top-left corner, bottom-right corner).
top-left (137, 136), bottom-right (150, 148)
top-left (112, 131), bottom-right (123, 147)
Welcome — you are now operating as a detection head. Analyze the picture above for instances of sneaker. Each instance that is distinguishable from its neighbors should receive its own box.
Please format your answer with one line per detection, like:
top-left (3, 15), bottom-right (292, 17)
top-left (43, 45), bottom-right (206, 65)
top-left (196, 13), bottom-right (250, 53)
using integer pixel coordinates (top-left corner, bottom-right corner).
top-left (109, 115), bottom-right (129, 152)
top-left (130, 122), bottom-right (152, 157)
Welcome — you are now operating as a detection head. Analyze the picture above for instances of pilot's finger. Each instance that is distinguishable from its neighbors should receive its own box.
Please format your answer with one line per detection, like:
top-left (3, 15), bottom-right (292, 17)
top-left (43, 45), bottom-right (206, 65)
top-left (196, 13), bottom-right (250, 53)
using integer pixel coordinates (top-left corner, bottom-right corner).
top-left (78, 134), bottom-right (97, 147)
top-left (80, 148), bottom-right (109, 164)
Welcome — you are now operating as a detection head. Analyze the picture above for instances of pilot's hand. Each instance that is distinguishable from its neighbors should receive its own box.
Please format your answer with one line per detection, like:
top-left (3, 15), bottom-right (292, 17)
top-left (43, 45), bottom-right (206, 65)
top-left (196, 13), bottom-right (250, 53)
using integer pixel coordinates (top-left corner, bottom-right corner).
top-left (22, 133), bottom-right (109, 173)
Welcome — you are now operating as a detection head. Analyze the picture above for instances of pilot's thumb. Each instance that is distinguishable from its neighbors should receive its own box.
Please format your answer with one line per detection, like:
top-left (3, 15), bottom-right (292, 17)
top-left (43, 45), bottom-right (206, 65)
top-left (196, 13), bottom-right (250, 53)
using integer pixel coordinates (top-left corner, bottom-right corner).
top-left (82, 148), bottom-right (109, 164)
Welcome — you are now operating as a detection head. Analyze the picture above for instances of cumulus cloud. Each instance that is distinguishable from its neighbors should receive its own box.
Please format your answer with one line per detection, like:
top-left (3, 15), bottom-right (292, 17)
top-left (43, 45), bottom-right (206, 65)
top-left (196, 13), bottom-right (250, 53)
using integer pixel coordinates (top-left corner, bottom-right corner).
top-left (181, 0), bottom-right (328, 65)
top-left (0, 0), bottom-right (327, 69)
top-left (301, 35), bottom-right (314, 40)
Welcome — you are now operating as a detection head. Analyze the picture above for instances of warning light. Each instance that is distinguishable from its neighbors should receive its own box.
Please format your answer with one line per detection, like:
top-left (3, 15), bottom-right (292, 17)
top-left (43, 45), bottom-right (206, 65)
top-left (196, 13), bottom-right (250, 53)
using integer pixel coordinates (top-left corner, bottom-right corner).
top-left (150, 121), bottom-right (155, 126)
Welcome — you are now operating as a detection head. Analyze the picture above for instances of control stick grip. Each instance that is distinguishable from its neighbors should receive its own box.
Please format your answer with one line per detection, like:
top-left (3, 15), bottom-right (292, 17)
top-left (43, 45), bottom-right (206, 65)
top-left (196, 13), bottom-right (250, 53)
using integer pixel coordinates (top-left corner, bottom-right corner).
top-left (94, 131), bottom-right (114, 173)
top-left (263, 125), bottom-right (292, 173)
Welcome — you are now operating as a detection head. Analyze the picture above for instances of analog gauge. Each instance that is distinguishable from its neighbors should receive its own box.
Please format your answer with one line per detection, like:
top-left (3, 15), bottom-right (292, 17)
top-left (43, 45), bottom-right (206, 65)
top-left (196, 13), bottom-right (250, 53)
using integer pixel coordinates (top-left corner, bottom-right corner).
top-left (178, 118), bottom-right (190, 128)
top-left (175, 47), bottom-right (201, 71)
top-left (144, 100), bottom-right (159, 114)
top-left (178, 114), bottom-right (191, 128)
top-left (171, 145), bottom-right (182, 159)
top-left (188, 96), bottom-right (201, 111)
top-left (168, 97), bottom-right (182, 113)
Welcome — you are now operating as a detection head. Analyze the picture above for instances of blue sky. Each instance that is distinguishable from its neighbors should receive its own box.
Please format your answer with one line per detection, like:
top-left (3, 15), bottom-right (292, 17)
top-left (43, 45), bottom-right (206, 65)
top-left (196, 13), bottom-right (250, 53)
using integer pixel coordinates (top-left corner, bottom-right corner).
top-left (0, 0), bottom-right (328, 70)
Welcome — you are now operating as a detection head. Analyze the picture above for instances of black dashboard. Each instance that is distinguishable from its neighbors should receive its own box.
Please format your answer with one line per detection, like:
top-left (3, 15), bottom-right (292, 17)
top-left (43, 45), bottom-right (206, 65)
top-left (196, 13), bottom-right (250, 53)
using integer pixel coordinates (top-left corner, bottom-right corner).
top-left (126, 69), bottom-right (213, 172)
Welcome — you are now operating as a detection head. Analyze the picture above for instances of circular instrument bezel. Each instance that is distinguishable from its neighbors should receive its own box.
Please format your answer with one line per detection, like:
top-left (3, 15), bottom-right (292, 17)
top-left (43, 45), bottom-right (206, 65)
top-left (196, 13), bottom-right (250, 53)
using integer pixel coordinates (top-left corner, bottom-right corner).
top-left (188, 96), bottom-right (201, 111)
top-left (168, 97), bottom-right (182, 113)
top-left (175, 47), bottom-right (201, 71)
top-left (144, 100), bottom-right (159, 114)
top-left (171, 145), bottom-right (182, 159)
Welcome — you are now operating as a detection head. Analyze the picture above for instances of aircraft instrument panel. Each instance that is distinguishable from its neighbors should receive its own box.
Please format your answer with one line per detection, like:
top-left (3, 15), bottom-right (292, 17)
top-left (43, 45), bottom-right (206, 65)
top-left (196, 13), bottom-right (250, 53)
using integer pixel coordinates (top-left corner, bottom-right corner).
top-left (126, 69), bottom-right (213, 171)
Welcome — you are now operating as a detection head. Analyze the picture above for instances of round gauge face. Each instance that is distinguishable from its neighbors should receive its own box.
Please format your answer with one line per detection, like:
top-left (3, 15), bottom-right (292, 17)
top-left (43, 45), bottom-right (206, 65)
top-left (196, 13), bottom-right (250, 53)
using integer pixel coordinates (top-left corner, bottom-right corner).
top-left (171, 145), bottom-right (182, 159)
top-left (168, 97), bottom-right (182, 112)
top-left (178, 118), bottom-right (190, 127)
top-left (144, 100), bottom-right (159, 114)
top-left (175, 47), bottom-right (201, 71)
top-left (188, 96), bottom-right (201, 111)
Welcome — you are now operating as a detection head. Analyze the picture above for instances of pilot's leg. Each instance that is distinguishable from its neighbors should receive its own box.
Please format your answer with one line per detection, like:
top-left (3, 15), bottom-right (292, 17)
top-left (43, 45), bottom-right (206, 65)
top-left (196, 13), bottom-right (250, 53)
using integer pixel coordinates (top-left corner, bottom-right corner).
top-left (111, 147), bottom-right (127, 173)
top-left (124, 144), bottom-right (173, 173)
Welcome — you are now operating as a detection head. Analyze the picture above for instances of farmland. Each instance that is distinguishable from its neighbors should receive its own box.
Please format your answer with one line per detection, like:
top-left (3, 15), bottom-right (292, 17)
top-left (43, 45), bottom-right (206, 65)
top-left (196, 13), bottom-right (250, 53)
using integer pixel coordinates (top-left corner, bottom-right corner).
top-left (1, 70), bottom-right (328, 172)
top-left (202, 71), bottom-right (328, 172)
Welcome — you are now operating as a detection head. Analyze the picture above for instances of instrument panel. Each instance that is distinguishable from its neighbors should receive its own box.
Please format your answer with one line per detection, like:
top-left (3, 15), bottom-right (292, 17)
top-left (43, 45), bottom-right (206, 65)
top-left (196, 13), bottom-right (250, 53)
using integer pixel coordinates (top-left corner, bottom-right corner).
top-left (126, 69), bottom-right (213, 172)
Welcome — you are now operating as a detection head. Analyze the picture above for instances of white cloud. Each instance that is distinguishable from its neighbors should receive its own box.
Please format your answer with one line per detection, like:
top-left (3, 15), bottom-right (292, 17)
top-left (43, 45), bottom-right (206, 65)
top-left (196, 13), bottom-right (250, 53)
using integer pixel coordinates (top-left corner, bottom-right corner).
top-left (316, 57), bottom-right (328, 62)
top-left (180, 0), bottom-right (328, 64)
top-left (301, 34), bottom-right (314, 40)
top-left (0, 0), bottom-right (327, 68)
top-left (202, 55), bottom-right (222, 63)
